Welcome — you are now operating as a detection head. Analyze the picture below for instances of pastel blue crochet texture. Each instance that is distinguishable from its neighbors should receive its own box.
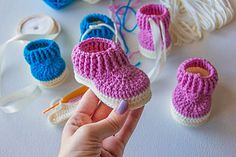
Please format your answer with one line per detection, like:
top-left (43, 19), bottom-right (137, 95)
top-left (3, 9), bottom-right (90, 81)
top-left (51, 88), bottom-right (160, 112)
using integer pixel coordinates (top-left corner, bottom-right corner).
top-left (24, 39), bottom-right (66, 81)
top-left (80, 13), bottom-right (115, 41)
top-left (43, 0), bottom-right (74, 10)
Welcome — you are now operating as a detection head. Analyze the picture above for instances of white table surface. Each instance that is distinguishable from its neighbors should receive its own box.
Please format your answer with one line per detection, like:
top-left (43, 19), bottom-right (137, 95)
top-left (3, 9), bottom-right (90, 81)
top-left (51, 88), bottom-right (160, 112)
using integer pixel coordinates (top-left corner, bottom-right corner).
top-left (1, 0), bottom-right (236, 157)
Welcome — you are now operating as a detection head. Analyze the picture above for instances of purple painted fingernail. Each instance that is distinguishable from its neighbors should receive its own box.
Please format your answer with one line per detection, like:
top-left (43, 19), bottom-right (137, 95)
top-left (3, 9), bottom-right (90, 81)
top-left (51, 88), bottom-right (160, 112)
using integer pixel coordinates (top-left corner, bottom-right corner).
top-left (115, 100), bottom-right (128, 114)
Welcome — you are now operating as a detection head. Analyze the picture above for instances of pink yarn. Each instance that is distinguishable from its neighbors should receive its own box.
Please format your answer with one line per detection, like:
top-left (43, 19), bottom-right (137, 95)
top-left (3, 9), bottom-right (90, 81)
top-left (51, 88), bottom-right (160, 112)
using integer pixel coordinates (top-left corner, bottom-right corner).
top-left (172, 58), bottom-right (218, 118)
top-left (136, 4), bottom-right (171, 51)
top-left (72, 38), bottom-right (150, 99)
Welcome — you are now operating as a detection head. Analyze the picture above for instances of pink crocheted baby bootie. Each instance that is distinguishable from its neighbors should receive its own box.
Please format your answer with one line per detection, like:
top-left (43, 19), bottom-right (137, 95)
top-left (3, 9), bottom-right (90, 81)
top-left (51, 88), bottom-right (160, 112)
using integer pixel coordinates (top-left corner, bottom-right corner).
top-left (136, 4), bottom-right (171, 59)
top-left (72, 38), bottom-right (152, 109)
top-left (171, 58), bottom-right (218, 126)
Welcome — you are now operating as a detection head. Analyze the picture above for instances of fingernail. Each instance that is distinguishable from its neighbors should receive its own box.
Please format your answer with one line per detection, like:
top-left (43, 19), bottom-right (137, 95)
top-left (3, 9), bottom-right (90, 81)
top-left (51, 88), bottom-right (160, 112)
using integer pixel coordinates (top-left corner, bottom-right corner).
top-left (115, 100), bottom-right (128, 114)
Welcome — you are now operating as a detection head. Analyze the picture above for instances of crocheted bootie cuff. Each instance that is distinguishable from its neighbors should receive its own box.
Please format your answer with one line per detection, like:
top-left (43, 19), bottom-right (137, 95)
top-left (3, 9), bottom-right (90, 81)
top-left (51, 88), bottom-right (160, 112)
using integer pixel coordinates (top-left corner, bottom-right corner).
top-left (176, 58), bottom-right (218, 96)
top-left (80, 14), bottom-right (115, 40)
top-left (72, 38), bottom-right (129, 80)
top-left (136, 4), bottom-right (170, 30)
top-left (24, 39), bottom-right (61, 65)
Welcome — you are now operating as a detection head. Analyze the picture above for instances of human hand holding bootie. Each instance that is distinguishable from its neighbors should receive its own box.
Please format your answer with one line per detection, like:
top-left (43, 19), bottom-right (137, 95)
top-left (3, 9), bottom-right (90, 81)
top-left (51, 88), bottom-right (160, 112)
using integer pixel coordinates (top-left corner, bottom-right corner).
top-left (58, 90), bottom-right (144, 157)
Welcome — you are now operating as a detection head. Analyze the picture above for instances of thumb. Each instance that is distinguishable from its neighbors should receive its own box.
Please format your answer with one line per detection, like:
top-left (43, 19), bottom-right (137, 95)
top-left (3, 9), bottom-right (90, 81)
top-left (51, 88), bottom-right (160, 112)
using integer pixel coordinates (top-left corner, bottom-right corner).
top-left (89, 100), bottom-right (129, 140)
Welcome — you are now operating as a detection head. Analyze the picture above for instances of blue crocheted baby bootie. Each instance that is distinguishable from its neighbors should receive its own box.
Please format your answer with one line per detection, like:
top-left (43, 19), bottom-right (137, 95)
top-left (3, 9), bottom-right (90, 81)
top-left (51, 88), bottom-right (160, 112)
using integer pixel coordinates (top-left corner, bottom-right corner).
top-left (43, 0), bottom-right (74, 10)
top-left (80, 13), bottom-right (115, 41)
top-left (24, 39), bottom-right (68, 88)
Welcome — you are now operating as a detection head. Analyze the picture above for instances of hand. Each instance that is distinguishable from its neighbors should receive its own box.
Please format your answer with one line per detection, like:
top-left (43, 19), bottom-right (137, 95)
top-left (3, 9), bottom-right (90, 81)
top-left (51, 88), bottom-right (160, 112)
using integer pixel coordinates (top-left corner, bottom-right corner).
top-left (58, 90), bottom-right (144, 157)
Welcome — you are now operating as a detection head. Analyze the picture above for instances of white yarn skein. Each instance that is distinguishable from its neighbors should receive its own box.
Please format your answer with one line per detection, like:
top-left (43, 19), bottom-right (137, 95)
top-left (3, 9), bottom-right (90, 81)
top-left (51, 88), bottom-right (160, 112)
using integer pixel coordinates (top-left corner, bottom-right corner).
top-left (161, 0), bottom-right (202, 46)
top-left (183, 0), bottom-right (234, 32)
top-left (213, 0), bottom-right (234, 29)
top-left (160, 0), bottom-right (234, 46)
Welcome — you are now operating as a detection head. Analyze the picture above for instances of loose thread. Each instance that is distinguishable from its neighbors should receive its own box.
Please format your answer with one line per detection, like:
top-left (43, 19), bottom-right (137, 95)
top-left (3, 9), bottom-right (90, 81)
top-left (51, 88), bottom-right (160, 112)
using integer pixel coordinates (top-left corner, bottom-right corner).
top-left (115, 0), bottom-right (137, 54)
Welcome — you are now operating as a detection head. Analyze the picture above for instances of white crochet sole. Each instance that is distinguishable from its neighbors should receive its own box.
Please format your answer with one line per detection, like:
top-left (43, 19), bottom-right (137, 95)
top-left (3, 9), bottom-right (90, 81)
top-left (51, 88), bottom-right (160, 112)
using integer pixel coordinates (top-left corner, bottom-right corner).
top-left (139, 45), bottom-right (171, 59)
top-left (47, 103), bottom-right (78, 125)
top-left (170, 104), bottom-right (211, 127)
top-left (38, 68), bottom-right (68, 88)
top-left (74, 73), bottom-right (152, 109)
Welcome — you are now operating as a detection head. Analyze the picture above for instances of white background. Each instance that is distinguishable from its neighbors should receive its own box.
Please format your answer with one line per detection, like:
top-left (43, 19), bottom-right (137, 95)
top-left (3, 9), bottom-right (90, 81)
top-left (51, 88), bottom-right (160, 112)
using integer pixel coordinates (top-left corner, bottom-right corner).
top-left (0, 0), bottom-right (236, 157)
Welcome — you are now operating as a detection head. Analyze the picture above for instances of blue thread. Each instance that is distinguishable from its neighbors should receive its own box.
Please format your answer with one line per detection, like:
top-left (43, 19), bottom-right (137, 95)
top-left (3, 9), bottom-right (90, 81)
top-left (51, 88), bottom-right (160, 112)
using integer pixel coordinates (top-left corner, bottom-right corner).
top-left (80, 13), bottom-right (115, 41)
top-left (134, 62), bottom-right (141, 67)
top-left (43, 0), bottom-right (74, 10)
top-left (115, 0), bottom-right (137, 54)
top-left (24, 39), bottom-right (66, 81)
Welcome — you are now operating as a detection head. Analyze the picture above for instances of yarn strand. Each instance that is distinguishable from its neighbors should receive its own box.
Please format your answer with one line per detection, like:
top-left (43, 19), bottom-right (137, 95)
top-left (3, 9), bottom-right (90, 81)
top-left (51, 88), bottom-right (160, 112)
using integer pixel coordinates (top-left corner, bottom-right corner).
top-left (115, 0), bottom-right (138, 54)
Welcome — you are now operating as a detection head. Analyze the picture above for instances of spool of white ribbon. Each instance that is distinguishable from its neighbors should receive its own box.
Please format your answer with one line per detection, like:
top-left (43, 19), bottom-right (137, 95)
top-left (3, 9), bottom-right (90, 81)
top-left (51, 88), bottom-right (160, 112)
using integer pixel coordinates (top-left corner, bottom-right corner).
top-left (0, 14), bottom-right (61, 113)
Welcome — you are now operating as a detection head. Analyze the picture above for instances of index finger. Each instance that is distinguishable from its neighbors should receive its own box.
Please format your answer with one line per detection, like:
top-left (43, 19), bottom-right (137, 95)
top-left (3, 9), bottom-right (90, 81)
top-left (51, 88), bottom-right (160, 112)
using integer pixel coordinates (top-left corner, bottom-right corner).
top-left (115, 106), bottom-right (144, 145)
top-left (77, 89), bottom-right (100, 116)
top-left (62, 90), bottom-right (100, 139)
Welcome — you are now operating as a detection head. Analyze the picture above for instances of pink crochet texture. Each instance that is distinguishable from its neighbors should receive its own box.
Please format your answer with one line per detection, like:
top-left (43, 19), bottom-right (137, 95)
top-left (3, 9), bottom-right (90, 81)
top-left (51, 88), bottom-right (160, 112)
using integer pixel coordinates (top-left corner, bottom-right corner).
top-left (136, 4), bottom-right (171, 55)
top-left (72, 38), bottom-right (151, 109)
top-left (172, 58), bottom-right (218, 126)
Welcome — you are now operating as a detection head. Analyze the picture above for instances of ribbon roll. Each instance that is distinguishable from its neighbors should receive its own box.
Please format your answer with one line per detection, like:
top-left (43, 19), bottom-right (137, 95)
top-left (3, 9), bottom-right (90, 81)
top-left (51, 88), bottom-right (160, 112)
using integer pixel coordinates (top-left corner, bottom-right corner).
top-left (0, 14), bottom-right (61, 113)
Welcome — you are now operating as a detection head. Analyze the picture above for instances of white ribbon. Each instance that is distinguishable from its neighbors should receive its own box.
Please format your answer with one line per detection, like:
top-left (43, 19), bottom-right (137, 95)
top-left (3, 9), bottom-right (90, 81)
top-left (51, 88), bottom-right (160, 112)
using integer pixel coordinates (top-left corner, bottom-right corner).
top-left (161, 0), bottom-right (202, 46)
top-left (182, 0), bottom-right (234, 32)
top-left (0, 15), bottom-right (61, 113)
top-left (147, 18), bottom-right (167, 83)
top-left (80, 22), bottom-right (126, 49)
top-left (0, 85), bottom-right (41, 113)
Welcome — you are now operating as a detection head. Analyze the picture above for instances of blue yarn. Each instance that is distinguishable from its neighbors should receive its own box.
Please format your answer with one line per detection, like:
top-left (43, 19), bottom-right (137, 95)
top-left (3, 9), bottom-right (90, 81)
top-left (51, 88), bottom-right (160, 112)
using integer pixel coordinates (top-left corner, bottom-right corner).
top-left (134, 62), bottom-right (141, 67)
top-left (24, 39), bottom-right (66, 81)
top-left (80, 13), bottom-right (115, 41)
top-left (43, 0), bottom-right (74, 10)
top-left (115, 0), bottom-right (137, 54)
